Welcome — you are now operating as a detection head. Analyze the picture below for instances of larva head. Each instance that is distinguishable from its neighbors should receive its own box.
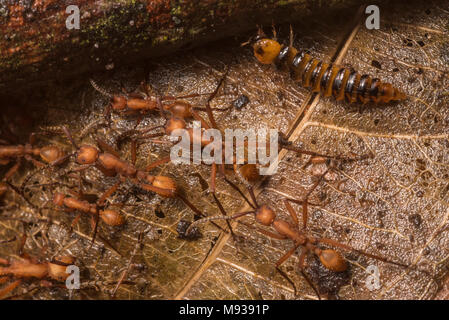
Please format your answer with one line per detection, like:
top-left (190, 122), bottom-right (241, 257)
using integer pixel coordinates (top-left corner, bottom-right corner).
top-left (316, 248), bottom-right (348, 272)
top-left (253, 38), bottom-right (282, 64)
top-left (48, 256), bottom-right (75, 281)
top-left (255, 205), bottom-right (276, 226)
top-left (40, 146), bottom-right (65, 163)
top-left (76, 145), bottom-right (98, 165)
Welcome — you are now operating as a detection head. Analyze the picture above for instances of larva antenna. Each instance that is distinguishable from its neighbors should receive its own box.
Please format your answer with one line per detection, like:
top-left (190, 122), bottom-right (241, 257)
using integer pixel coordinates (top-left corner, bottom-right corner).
top-left (89, 79), bottom-right (113, 98)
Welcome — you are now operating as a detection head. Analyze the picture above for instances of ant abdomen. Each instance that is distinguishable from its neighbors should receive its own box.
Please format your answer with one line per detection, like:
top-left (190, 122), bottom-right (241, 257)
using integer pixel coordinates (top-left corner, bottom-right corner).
top-left (39, 146), bottom-right (65, 163)
top-left (100, 209), bottom-right (125, 226)
top-left (47, 256), bottom-right (76, 281)
top-left (315, 248), bottom-right (348, 272)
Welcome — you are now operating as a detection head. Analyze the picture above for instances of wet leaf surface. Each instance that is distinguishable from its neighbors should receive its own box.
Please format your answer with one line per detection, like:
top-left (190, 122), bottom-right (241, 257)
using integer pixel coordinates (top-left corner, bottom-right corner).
top-left (0, 0), bottom-right (448, 300)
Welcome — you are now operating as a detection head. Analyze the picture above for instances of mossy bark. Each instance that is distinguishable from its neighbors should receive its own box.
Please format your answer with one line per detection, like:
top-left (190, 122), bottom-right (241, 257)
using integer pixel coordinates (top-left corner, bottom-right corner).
top-left (0, 0), bottom-right (361, 94)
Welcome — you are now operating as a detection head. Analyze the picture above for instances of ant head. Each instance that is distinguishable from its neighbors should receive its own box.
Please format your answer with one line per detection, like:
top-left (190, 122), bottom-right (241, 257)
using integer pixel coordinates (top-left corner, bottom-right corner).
top-left (48, 256), bottom-right (75, 281)
top-left (315, 248), bottom-right (348, 272)
top-left (112, 95), bottom-right (127, 110)
top-left (255, 205), bottom-right (276, 226)
top-left (53, 192), bottom-right (65, 206)
top-left (100, 209), bottom-right (125, 226)
top-left (76, 145), bottom-right (99, 165)
top-left (165, 117), bottom-right (186, 135)
top-left (39, 146), bottom-right (65, 163)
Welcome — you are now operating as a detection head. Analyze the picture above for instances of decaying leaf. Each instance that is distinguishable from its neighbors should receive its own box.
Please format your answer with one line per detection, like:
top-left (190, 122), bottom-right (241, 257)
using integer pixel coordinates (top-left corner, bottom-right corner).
top-left (0, 0), bottom-right (448, 300)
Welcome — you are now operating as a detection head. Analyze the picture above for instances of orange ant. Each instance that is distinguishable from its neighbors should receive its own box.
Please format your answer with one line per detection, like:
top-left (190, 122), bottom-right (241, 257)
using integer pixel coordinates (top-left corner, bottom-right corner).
top-left (57, 126), bottom-right (177, 198)
top-left (0, 136), bottom-right (65, 185)
top-left (25, 126), bottom-right (222, 232)
top-left (89, 78), bottom-right (230, 127)
top-left (183, 166), bottom-right (409, 299)
top-left (52, 185), bottom-right (125, 245)
top-left (0, 253), bottom-right (75, 299)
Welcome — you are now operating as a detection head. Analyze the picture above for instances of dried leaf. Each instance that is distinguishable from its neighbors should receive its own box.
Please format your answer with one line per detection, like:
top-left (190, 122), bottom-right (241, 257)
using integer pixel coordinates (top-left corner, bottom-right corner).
top-left (0, 0), bottom-right (448, 300)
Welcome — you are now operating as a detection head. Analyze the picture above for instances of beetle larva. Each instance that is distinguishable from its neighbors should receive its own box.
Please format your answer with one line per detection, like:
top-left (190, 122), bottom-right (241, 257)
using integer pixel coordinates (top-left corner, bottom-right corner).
top-left (252, 37), bottom-right (406, 103)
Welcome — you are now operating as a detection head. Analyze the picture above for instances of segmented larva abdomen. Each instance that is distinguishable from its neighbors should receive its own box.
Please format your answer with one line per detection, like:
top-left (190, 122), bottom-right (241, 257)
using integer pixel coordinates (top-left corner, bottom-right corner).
top-left (254, 39), bottom-right (405, 104)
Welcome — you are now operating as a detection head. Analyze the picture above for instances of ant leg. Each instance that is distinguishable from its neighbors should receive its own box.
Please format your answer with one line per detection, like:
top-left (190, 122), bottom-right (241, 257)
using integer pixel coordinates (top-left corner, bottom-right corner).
top-left (233, 164), bottom-right (259, 208)
top-left (138, 132), bottom-right (165, 140)
top-left (204, 66), bottom-right (229, 130)
top-left (97, 180), bottom-right (121, 207)
top-left (210, 162), bottom-right (217, 194)
top-left (280, 144), bottom-right (341, 159)
top-left (131, 140), bottom-right (137, 165)
top-left (17, 231), bottom-right (27, 257)
top-left (283, 199), bottom-right (299, 229)
top-left (192, 106), bottom-right (233, 113)
top-left (189, 108), bottom-right (212, 130)
top-left (0, 279), bottom-right (21, 299)
top-left (96, 138), bottom-right (121, 159)
top-left (111, 230), bottom-right (145, 298)
top-left (276, 244), bottom-right (300, 267)
top-left (145, 156), bottom-right (171, 172)
top-left (176, 193), bottom-right (228, 233)
top-left (274, 244), bottom-right (300, 295)
top-left (317, 238), bottom-right (409, 268)
top-left (212, 193), bottom-right (237, 240)
top-left (24, 155), bottom-right (46, 168)
top-left (161, 92), bottom-right (212, 100)
top-left (279, 138), bottom-right (372, 162)
top-left (219, 163), bottom-right (255, 209)
top-left (276, 267), bottom-right (297, 296)
top-left (285, 171), bottom-right (326, 231)
top-left (88, 213), bottom-right (101, 248)
top-left (5, 181), bottom-right (39, 213)
top-left (3, 160), bottom-right (21, 181)
top-left (61, 126), bottom-right (79, 149)
top-left (155, 97), bottom-right (166, 119)
top-left (298, 248), bottom-right (321, 299)
top-left (185, 210), bottom-right (255, 236)
top-left (70, 213), bottom-right (83, 230)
